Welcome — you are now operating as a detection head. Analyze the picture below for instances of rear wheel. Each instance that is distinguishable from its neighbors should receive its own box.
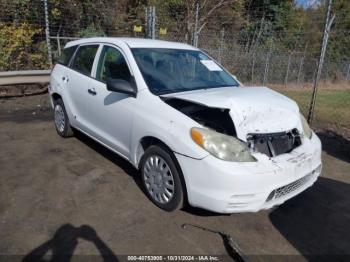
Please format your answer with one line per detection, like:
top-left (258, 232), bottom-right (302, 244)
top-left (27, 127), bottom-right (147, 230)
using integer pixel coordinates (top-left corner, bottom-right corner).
top-left (140, 145), bottom-right (185, 211)
top-left (54, 98), bottom-right (74, 138)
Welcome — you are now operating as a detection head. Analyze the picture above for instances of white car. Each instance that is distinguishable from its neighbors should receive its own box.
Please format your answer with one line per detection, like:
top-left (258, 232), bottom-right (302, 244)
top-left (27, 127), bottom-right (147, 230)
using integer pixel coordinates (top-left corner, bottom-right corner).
top-left (49, 37), bottom-right (322, 213)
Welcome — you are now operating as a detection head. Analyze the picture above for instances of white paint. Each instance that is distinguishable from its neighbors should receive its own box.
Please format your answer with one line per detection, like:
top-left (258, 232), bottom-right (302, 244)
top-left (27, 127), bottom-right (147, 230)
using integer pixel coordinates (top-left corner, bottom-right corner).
top-left (50, 37), bottom-right (322, 213)
top-left (163, 86), bottom-right (301, 141)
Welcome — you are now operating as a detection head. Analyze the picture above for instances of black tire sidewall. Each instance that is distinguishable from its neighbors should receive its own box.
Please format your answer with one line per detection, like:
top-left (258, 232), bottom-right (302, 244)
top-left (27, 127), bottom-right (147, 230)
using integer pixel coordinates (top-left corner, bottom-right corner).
top-left (140, 145), bottom-right (185, 212)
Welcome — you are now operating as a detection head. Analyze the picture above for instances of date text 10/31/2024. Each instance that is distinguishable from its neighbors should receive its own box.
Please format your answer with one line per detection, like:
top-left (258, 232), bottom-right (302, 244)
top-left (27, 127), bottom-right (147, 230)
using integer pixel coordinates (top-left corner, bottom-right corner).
top-left (127, 255), bottom-right (221, 261)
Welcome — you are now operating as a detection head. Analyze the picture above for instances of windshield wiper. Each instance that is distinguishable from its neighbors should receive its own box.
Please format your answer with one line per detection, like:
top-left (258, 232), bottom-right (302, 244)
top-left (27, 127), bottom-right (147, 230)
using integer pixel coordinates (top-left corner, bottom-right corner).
top-left (156, 85), bottom-right (238, 96)
top-left (155, 90), bottom-right (178, 95)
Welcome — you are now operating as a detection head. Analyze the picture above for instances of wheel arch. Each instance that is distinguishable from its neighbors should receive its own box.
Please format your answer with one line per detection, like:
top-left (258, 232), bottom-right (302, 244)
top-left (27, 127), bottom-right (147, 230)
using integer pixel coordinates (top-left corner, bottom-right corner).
top-left (51, 92), bottom-right (62, 102)
top-left (136, 136), bottom-right (189, 206)
top-left (136, 136), bottom-right (174, 169)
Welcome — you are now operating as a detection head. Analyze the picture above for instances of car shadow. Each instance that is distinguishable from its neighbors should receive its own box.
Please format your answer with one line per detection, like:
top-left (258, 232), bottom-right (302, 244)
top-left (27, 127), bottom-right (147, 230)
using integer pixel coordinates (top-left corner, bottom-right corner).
top-left (269, 177), bottom-right (350, 259)
top-left (73, 130), bottom-right (151, 202)
top-left (73, 129), bottom-right (139, 179)
top-left (74, 130), bottom-right (224, 217)
top-left (22, 224), bottom-right (118, 262)
top-left (316, 130), bottom-right (350, 163)
top-left (181, 206), bottom-right (229, 217)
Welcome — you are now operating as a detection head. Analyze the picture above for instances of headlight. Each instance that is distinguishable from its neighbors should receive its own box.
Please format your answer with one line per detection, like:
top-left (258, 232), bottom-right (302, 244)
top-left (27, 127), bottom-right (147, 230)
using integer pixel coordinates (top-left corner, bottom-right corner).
top-left (190, 127), bottom-right (256, 162)
top-left (300, 113), bottom-right (312, 139)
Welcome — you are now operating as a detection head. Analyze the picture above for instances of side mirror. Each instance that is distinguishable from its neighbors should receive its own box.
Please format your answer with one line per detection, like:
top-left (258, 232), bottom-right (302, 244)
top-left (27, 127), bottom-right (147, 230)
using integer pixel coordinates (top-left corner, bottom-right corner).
top-left (106, 78), bottom-right (137, 97)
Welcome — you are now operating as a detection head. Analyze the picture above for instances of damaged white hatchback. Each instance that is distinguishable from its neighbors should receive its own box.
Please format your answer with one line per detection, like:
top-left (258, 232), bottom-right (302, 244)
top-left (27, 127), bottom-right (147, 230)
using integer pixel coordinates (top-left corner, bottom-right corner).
top-left (50, 37), bottom-right (322, 213)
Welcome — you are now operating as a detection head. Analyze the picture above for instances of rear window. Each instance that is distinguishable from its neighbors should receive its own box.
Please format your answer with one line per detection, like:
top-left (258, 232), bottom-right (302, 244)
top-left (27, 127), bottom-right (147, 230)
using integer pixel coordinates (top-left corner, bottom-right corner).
top-left (58, 46), bottom-right (78, 66)
top-left (71, 45), bottom-right (99, 76)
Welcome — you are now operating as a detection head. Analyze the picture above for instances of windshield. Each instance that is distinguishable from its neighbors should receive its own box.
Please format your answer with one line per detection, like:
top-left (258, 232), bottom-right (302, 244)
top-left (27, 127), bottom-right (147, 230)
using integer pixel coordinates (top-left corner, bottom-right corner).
top-left (131, 48), bottom-right (239, 95)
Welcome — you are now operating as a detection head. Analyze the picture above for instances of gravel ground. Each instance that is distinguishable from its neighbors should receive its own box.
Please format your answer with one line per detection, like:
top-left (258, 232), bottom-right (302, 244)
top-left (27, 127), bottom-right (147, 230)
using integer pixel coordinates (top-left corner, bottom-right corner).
top-left (0, 94), bottom-right (349, 261)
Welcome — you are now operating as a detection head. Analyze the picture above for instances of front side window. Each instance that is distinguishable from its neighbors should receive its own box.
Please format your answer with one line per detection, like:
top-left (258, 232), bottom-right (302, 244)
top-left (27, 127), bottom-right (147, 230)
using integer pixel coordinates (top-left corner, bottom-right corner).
top-left (131, 48), bottom-right (239, 95)
top-left (58, 45), bottom-right (78, 66)
top-left (71, 45), bottom-right (99, 76)
top-left (96, 46), bottom-right (131, 82)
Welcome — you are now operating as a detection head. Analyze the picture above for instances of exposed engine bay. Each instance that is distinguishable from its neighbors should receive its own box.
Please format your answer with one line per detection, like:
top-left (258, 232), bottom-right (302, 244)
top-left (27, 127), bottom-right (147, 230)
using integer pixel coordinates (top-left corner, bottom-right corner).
top-left (162, 97), bottom-right (236, 137)
top-left (247, 129), bottom-right (302, 157)
top-left (162, 97), bottom-right (301, 158)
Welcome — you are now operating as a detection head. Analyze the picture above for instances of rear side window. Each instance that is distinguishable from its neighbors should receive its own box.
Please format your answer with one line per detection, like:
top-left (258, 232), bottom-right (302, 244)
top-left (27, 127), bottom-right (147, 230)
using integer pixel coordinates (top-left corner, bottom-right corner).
top-left (58, 45), bottom-right (78, 66)
top-left (96, 46), bottom-right (131, 82)
top-left (71, 45), bottom-right (99, 76)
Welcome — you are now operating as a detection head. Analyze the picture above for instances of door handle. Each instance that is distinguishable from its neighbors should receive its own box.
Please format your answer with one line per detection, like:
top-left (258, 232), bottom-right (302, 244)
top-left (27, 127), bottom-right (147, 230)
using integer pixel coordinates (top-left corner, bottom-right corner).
top-left (88, 88), bottom-right (97, 95)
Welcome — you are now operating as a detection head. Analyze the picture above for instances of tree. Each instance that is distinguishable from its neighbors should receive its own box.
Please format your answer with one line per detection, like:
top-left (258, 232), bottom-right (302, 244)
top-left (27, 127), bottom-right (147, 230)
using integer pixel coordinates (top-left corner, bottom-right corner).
top-left (185, 0), bottom-right (237, 44)
top-left (0, 23), bottom-right (48, 71)
top-left (240, 0), bottom-right (304, 52)
top-left (328, 0), bottom-right (350, 61)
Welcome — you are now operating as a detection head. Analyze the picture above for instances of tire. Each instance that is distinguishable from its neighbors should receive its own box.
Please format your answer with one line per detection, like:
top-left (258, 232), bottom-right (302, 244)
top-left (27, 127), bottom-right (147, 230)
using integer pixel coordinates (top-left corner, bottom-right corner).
top-left (139, 145), bottom-right (185, 212)
top-left (53, 98), bottom-right (74, 138)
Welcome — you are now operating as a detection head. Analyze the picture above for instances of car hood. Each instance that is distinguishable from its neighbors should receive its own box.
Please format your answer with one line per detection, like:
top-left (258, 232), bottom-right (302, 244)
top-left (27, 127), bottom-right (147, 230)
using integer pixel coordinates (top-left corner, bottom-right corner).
top-left (163, 86), bottom-right (301, 141)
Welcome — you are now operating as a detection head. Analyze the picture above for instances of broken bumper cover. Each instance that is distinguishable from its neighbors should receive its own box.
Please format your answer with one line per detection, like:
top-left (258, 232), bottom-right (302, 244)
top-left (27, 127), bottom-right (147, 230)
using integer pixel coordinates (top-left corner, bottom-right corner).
top-left (176, 133), bottom-right (322, 213)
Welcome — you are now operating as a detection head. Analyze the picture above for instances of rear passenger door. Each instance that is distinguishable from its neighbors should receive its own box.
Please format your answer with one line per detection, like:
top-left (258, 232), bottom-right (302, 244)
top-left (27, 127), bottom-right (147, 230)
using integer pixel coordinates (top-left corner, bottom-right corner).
top-left (86, 45), bottom-right (136, 159)
top-left (66, 44), bottom-right (99, 132)
top-left (50, 45), bottom-right (77, 111)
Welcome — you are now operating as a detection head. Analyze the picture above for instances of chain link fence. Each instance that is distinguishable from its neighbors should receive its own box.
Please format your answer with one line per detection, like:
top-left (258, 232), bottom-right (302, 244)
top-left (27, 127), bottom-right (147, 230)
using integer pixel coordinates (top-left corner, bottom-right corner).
top-left (193, 32), bottom-right (350, 138)
top-left (0, 1), bottom-right (349, 138)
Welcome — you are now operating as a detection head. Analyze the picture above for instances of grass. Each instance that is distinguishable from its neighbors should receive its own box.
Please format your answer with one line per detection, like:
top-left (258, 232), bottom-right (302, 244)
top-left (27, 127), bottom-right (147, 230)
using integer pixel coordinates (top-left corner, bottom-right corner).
top-left (273, 89), bottom-right (350, 129)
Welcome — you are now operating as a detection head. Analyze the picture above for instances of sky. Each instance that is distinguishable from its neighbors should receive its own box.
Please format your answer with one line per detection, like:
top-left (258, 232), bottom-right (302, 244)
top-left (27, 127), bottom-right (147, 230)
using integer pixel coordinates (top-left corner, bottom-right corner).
top-left (295, 0), bottom-right (321, 8)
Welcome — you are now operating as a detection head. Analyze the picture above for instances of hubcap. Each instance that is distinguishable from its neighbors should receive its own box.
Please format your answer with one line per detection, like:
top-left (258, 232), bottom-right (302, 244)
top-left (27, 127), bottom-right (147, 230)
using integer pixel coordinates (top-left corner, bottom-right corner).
top-left (143, 155), bottom-right (175, 204)
top-left (54, 104), bottom-right (65, 133)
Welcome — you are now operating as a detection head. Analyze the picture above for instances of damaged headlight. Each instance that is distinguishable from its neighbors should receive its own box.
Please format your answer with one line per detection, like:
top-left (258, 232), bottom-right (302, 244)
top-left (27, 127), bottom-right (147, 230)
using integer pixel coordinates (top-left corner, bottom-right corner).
top-left (190, 127), bottom-right (256, 162)
top-left (300, 113), bottom-right (313, 139)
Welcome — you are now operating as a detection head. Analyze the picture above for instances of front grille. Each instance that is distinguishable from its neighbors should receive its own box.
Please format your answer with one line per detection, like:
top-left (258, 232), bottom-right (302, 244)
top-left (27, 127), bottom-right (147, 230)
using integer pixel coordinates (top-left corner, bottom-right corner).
top-left (247, 129), bottom-right (301, 157)
top-left (266, 174), bottom-right (312, 202)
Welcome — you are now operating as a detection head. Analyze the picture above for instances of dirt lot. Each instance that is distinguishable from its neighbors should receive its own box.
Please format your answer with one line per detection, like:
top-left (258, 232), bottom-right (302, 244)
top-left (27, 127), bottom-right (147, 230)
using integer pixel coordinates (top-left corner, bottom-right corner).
top-left (0, 94), bottom-right (350, 260)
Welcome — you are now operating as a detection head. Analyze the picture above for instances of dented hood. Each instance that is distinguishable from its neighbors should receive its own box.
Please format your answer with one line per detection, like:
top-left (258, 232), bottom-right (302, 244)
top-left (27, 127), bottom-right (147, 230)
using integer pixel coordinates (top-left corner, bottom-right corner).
top-left (163, 86), bottom-right (301, 141)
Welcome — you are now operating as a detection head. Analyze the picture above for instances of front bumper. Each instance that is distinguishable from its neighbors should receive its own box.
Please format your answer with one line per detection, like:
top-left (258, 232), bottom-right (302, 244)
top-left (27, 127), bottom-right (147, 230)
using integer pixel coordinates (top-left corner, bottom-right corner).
top-left (175, 133), bottom-right (322, 213)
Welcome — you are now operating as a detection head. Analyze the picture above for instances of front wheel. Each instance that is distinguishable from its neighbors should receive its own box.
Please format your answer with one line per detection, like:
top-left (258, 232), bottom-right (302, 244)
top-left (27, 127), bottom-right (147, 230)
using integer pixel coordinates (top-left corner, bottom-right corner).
top-left (139, 145), bottom-right (185, 212)
top-left (54, 98), bottom-right (74, 138)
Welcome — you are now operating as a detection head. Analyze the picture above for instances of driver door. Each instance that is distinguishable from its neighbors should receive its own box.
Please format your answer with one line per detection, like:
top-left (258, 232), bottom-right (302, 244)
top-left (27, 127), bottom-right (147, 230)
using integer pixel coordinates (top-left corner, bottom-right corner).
top-left (86, 45), bottom-right (137, 159)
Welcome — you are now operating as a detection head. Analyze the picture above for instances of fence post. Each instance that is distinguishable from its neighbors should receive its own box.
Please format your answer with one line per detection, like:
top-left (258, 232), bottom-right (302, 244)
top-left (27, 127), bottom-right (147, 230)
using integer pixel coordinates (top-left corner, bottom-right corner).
top-left (152, 6), bottom-right (156, 39)
top-left (297, 44), bottom-right (308, 85)
top-left (308, 0), bottom-right (335, 124)
top-left (251, 54), bottom-right (255, 84)
top-left (218, 28), bottom-right (225, 63)
top-left (346, 63), bottom-right (350, 81)
top-left (56, 34), bottom-right (61, 57)
top-left (146, 6), bottom-right (156, 39)
top-left (43, 0), bottom-right (52, 67)
top-left (285, 53), bottom-right (291, 87)
top-left (263, 42), bottom-right (272, 85)
top-left (193, 1), bottom-right (199, 47)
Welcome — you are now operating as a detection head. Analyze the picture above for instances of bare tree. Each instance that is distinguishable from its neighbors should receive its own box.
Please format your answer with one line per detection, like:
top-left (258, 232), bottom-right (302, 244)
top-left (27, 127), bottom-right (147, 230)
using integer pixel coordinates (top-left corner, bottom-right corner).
top-left (185, 0), bottom-right (235, 44)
